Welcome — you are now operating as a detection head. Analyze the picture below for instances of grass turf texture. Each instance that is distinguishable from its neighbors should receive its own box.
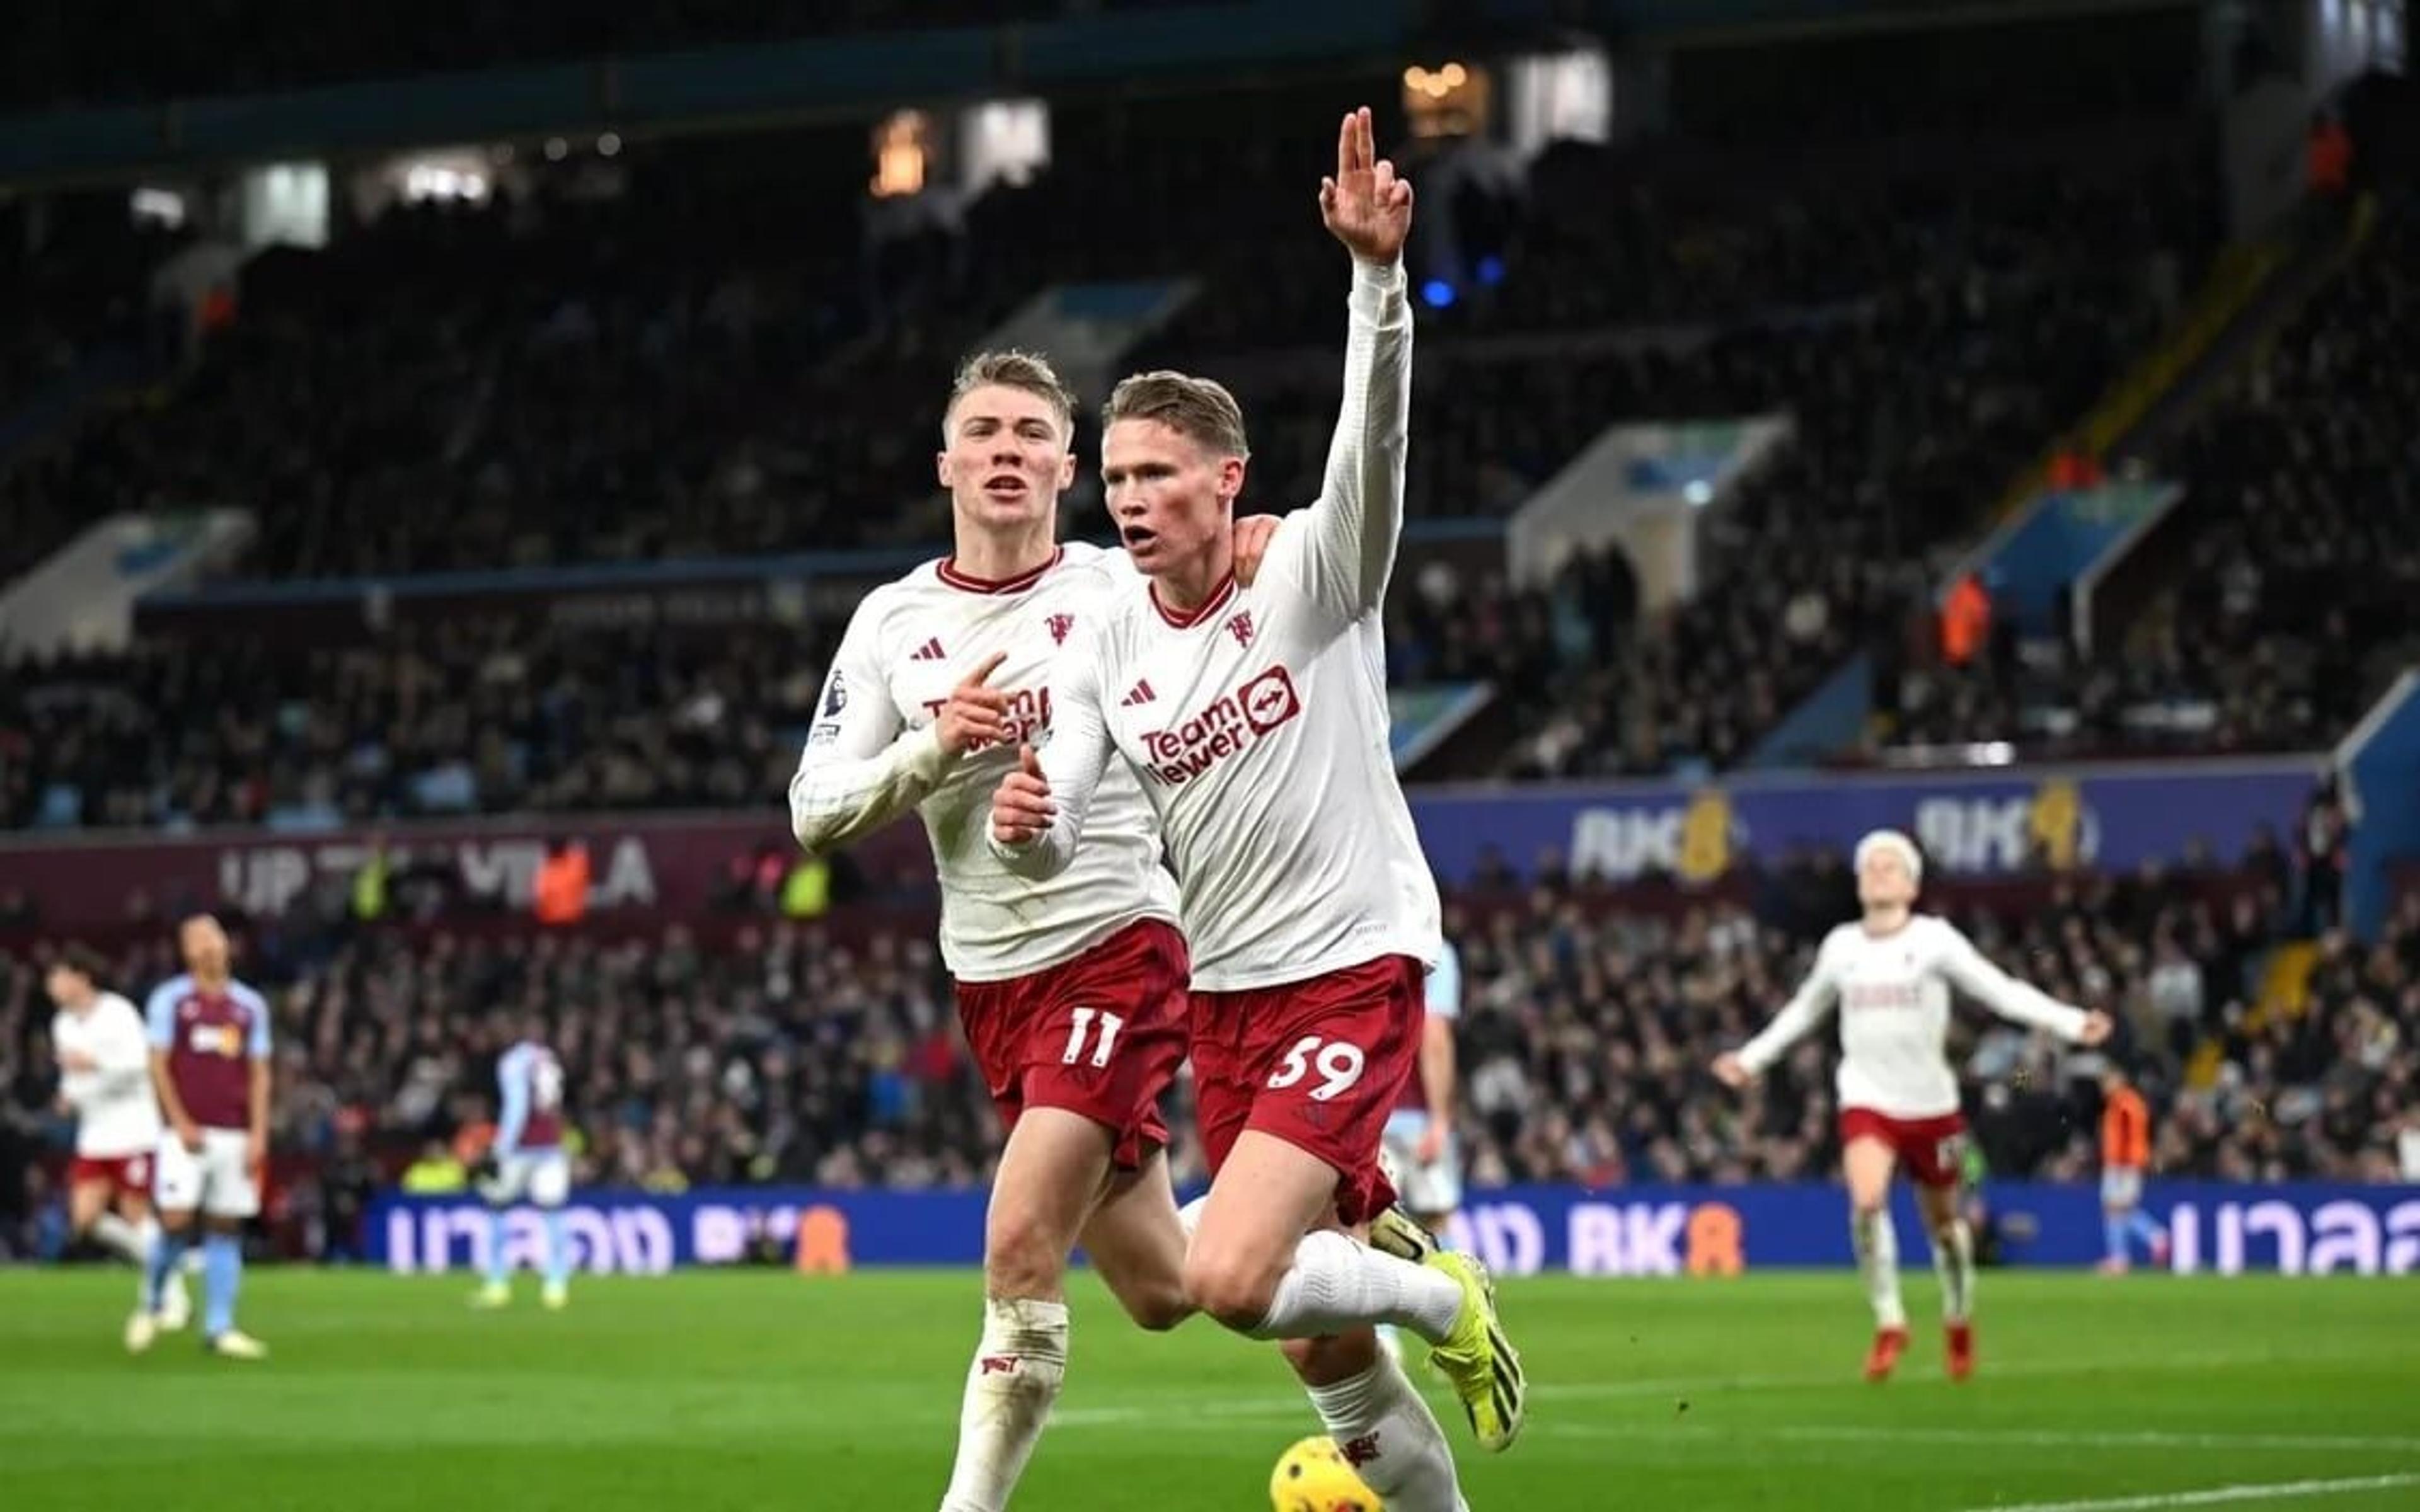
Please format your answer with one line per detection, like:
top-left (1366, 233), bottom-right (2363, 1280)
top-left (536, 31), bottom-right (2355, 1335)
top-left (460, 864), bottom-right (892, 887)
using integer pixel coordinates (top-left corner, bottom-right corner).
top-left (3, 1270), bottom-right (2415, 1511)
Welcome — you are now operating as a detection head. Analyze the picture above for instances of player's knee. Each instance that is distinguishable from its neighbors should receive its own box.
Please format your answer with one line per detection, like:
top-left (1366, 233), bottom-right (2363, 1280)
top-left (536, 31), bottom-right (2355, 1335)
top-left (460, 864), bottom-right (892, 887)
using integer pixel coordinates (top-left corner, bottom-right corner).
top-left (1182, 1247), bottom-right (1279, 1334)
top-left (1117, 1280), bottom-right (1192, 1333)
top-left (984, 1206), bottom-right (1071, 1299)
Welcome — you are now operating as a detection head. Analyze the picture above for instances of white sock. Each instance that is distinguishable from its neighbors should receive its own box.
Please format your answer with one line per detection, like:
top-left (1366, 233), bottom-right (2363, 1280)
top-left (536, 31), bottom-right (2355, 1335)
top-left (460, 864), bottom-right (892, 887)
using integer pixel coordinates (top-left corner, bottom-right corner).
top-left (1305, 1356), bottom-right (1469, 1512)
top-left (90, 1212), bottom-right (149, 1265)
top-left (1248, 1230), bottom-right (1463, 1344)
top-left (1933, 1218), bottom-right (1975, 1323)
top-left (1853, 1209), bottom-right (1906, 1331)
top-left (133, 1218), bottom-right (160, 1306)
top-left (938, 1298), bottom-right (1068, 1512)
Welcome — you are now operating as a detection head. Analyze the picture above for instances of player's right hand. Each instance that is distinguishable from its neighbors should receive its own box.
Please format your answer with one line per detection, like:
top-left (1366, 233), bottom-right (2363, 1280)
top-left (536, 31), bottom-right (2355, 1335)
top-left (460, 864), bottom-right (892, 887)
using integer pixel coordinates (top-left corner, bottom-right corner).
top-left (1320, 106), bottom-right (1414, 266)
top-left (936, 650), bottom-right (1012, 757)
top-left (1710, 1053), bottom-right (1751, 1091)
top-left (175, 1119), bottom-right (204, 1153)
top-left (2077, 1009), bottom-right (2115, 1046)
top-left (990, 744), bottom-right (1056, 846)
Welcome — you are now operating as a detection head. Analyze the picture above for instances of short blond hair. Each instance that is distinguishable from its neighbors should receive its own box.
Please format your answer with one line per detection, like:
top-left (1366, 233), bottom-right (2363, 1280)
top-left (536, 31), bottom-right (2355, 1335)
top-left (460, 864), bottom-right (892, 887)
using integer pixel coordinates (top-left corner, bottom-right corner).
top-left (945, 350), bottom-right (1078, 442)
top-left (1103, 370), bottom-right (1251, 460)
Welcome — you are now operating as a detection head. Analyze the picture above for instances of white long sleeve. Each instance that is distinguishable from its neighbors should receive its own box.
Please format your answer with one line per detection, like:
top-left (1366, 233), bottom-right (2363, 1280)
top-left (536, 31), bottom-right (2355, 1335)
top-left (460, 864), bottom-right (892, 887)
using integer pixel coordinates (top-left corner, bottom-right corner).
top-left (92, 1007), bottom-right (152, 1094)
top-left (787, 591), bottom-right (956, 855)
top-left (54, 995), bottom-right (163, 1155)
top-left (1759, 915), bottom-right (2090, 1119)
top-left (1297, 258), bottom-right (1412, 619)
top-left (1738, 944), bottom-right (1841, 1075)
top-left (1000, 258), bottom-right (1437, 990)
top-left (1937, 929), bottom-right (2090, 1040)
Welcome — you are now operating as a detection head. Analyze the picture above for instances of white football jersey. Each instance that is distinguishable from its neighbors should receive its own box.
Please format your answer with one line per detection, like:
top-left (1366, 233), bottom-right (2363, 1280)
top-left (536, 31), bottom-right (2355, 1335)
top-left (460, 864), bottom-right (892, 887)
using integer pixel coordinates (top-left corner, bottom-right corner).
top-left (789, 542), bottom-right (1178, 982)
top-left (993, 261), bottom-right (1441, 992)
top-left (52, 992), bottom-right (163, 1157)
top-left (1737, 914), bottom-right (2090, 1119)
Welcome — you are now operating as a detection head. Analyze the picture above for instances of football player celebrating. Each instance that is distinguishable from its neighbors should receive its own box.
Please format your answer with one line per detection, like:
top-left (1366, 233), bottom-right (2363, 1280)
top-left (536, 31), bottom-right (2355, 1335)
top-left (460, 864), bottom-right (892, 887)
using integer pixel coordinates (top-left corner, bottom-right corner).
top-left (1714, 830), bottom-right (2112, 1381)
top-left (790, 348), bottom-right (1279, 1508)
top-left (993, 108), bottom-right (1520, 1511)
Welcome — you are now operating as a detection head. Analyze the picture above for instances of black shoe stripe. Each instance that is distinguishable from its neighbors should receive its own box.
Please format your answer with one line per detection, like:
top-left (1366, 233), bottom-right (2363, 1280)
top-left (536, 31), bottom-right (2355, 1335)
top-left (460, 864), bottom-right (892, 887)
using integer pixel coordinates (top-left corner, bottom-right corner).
top-left (1489, 1322), bottom-right (1524, 1387)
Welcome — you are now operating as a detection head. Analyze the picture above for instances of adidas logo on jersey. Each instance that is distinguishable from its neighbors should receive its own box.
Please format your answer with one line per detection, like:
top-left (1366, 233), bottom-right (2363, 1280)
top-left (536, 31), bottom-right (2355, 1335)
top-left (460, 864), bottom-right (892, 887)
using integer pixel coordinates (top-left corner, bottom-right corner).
top-left (909, 637), bottom-right (947, 662)
top-left (1121, 679), bottom-right (1157, 707)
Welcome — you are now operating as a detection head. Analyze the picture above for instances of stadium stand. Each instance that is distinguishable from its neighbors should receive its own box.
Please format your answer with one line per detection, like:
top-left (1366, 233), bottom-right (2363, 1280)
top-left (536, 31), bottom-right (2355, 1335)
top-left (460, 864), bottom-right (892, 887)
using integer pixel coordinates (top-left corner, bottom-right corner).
top-left (6, 853), bottom-right (2411, 1258)
top-left (4, 1), bottom-right (2416, 1289)
top-left (1875, 196), bottom-right (2420, 761)
top-left (1, 120), bottom-right (2222, 815)
top-left (0, 619), bottom-right (824, 830)
top-left (0, 1), bottom-right (1201, 111)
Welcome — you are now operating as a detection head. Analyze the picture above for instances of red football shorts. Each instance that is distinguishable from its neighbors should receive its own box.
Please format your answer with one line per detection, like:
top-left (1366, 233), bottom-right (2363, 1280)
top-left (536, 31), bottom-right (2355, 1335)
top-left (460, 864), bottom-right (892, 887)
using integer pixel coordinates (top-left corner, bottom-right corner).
top-left (1839, 1106), bottom-right (1969, 1189)
top-left (1189, 954), bottom-right (1426, 1227)
top-left (69, 1152), bottom-right (154, 1198)
top-left (955, 919), bottom-right (1190, 1169)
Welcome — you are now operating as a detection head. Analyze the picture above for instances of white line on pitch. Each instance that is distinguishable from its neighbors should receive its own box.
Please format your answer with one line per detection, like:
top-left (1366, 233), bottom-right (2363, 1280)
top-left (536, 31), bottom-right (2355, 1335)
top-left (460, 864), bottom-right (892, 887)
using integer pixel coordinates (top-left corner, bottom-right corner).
top-left (1525, 1422), bottom-right (2420, 1455)
top-left (1951, 1472), bottom-right (2420, 1512)
top-left (1054, 1345), bottom-right (2377, 1432)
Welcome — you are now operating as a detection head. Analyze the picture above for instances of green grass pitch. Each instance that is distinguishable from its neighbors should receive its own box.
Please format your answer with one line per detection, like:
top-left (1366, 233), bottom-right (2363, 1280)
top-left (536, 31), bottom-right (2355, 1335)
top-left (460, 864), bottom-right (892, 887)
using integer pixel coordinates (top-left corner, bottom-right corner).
top-left (3, 1268), bottom-right (2415, 1510)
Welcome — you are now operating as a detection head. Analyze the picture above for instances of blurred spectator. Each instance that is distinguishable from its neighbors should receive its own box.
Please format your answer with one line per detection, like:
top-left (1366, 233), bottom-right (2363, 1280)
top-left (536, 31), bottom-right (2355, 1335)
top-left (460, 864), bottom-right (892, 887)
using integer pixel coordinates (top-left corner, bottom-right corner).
top-left (533, 839), bottom-right (591, 927)
top-left (1941, 573), bottom-right (1992, 670)
top-left (398, 1140), bottom-right (468, 1193)
top-left (2298, 781), bottom-right (2351, 936)
top-left (14, 853), bottom-right (2405, 1223)
top-left (2307, 112), bottom-right (2354, 198)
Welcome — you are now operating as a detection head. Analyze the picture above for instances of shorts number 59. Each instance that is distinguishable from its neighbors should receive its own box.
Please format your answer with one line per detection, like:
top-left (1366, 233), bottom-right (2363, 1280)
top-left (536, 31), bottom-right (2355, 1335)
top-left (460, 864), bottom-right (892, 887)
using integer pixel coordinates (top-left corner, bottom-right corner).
top-left (1267, 1036), bottom-right (1366, 1102)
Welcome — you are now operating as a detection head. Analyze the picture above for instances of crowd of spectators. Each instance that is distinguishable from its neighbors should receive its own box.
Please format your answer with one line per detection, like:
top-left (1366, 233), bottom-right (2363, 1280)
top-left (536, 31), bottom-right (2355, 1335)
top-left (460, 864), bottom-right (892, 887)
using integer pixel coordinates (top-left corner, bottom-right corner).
top-left (5, 850), bottom-right (2411, 1258)
top-left (1875, 195), bottom-right (2420, 762)
top-left (0, 198), bottom-right (183, 424)
top-left (1, 102), bottom-right (2225, 820)
top-left (0, 0), bottom-right (1216, 112)
top-left (0, 617), bottom-right (827, 831)
top-left (1470, 165), bottom-right (2206, 776)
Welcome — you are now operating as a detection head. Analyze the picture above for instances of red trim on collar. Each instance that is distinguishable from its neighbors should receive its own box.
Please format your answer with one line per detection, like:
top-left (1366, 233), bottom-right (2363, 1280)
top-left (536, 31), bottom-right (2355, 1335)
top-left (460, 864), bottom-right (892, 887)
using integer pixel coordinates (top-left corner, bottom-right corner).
top-left (1150, 572), bottom-right (1238, 629)
top-left (937, 547), bottom-right (1063, 595)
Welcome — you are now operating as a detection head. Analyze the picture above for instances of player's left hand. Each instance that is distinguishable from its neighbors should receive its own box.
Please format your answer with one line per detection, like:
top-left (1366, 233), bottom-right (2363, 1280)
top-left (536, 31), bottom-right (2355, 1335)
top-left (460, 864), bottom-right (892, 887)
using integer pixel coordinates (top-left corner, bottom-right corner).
top-left (58, 1049), bottom-right (98, 1074)
top-left (2077, 1009), bottom-right (2114, 1046)
top-left (1415, 1118), bottom-right (1448, 1165)
top-left (245, 1130), bottom-right (267, 1172)
top-left (1320, 106), bottom-right (1413, 266)
top-left (1233, 513), bottom-right (1282, 586)
top-left (991, 744), bottom-right (1056, 847)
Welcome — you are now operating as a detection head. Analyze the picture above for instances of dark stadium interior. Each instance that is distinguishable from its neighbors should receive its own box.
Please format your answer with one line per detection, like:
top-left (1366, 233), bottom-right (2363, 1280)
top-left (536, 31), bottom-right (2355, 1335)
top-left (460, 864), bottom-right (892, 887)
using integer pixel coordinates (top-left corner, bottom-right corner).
top-left (2, 0), bottom-right (2416, 1279)
top-left (6, 8), bottom-right (2420, 1509)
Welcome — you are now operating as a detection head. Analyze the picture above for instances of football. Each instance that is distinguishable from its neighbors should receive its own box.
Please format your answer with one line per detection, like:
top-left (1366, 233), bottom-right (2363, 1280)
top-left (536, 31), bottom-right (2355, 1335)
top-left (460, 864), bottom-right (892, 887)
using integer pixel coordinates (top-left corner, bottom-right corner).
top-left (1268, 1435), bottom-right (1383, 1511)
